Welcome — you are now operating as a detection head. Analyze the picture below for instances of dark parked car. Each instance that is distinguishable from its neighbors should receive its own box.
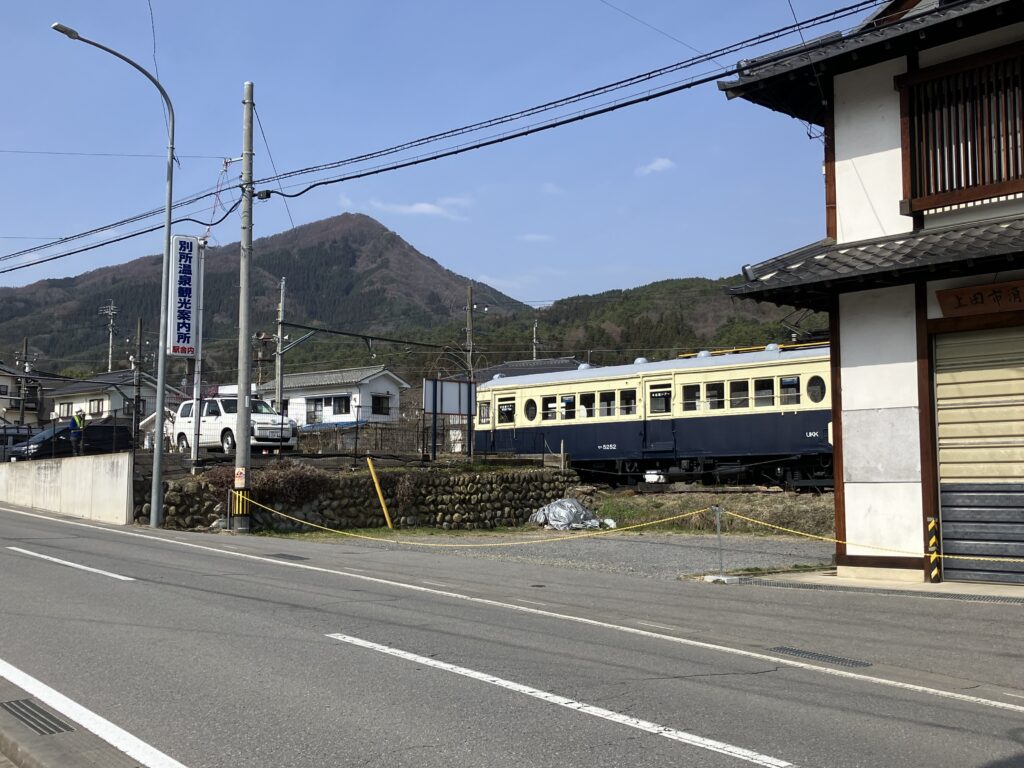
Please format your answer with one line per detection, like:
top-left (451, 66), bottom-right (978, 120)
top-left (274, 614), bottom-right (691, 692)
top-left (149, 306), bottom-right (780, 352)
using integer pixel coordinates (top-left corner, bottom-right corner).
top-left (0, 425), bottom-right (36, 462)
top-left (8, 422), bottom-right (133, 460)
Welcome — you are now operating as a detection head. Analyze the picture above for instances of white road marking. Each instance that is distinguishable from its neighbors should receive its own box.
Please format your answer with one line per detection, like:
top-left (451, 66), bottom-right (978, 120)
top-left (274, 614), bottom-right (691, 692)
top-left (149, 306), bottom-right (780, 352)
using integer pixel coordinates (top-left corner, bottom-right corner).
top-left (638, 621), bottom-right (677, 631)
top-left (421, 580), bottom-right (450, 587)
top-left (515, 598), bottom-right (547, 606)
top-left (327, 632), bottom-right (793, 768)
top-left (0, 656), bottom-right (188, 768)
top-left (4, 505), bottom-right (1023, 716)
top-left (1005, 693), bottom-right (1024, 700)
top-left (6, 546), bottom-right (134, 581)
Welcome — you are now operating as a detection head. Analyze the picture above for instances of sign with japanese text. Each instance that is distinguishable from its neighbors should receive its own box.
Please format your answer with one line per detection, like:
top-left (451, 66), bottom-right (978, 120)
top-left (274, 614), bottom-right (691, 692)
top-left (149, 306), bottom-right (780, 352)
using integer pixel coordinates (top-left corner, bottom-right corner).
top-left (936, 279), bottom-right (1024, 318)
top-left (166, 235), bottom-right (203, 357)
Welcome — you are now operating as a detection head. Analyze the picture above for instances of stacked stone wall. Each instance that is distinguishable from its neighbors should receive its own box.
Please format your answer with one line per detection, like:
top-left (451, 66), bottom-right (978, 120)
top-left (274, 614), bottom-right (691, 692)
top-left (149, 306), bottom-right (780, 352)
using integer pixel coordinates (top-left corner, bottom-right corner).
top-left (135, 466), bottom-right (577, 532)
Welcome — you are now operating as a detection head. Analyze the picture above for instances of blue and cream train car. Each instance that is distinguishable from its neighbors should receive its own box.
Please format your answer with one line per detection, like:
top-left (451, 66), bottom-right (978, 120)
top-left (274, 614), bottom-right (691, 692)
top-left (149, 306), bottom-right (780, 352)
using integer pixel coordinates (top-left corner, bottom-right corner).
top-left (474, 344), bottom-right (833, 486)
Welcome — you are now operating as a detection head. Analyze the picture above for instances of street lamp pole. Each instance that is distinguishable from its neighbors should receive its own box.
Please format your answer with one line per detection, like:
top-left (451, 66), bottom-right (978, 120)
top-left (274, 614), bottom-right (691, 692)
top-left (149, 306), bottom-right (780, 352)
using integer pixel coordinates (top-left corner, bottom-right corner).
top-left (51, 22), bottom-right (175, 528)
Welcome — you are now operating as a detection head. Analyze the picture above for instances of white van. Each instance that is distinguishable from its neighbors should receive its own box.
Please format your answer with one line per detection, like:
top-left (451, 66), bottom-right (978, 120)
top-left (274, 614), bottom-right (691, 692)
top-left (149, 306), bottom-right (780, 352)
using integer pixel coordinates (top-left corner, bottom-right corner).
top-left (173, 397), bottom-right (298, 454)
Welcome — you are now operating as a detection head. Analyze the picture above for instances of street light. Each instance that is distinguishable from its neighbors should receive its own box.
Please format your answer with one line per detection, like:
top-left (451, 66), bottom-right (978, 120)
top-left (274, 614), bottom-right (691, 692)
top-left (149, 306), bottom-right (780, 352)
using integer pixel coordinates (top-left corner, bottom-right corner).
top-left (52, 22), bottom-right (175, 529)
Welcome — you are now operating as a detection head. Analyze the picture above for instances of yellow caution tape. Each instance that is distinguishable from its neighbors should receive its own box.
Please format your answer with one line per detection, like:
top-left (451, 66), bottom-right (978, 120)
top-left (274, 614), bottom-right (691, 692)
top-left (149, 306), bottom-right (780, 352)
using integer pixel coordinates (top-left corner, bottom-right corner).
top-left (230, 490), bottom-right (707, 548)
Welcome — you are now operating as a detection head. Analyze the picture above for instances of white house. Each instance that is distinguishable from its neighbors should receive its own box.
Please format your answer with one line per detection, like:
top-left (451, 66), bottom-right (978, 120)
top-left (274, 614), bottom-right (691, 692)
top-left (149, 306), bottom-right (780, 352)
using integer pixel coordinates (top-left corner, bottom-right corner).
top-left (49, 369), bottom-right (186, 424)
top-left (723, 0), bottom-right (1024, 584)
top-left (0, 362), bottom-right (46, 427)
top-left (222, 365), bottom-right (410, 428)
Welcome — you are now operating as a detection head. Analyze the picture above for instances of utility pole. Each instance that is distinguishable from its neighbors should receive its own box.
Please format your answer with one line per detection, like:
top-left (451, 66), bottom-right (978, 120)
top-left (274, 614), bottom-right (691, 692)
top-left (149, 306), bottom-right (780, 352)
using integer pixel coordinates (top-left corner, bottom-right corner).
top-left (532, 320), bottom-right (539, 361)
top-left (466, 282), bottom-right (474, 458)
top-left (17, 337), bottom-right (28, 426)
top-left (234, 80), bottom-right (254, 530)
top-left (99, 300), bottom-right (119, 372)
top-left (133, 318), bottom-right (142, 445)
top-left (275, 277), bottom-right (285, 415)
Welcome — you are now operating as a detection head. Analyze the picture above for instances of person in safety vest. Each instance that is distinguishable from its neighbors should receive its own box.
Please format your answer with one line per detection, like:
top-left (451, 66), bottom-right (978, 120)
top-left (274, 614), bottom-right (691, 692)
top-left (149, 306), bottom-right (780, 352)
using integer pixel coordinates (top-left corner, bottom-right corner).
top-left (70, 409), bottom-right (86, 456)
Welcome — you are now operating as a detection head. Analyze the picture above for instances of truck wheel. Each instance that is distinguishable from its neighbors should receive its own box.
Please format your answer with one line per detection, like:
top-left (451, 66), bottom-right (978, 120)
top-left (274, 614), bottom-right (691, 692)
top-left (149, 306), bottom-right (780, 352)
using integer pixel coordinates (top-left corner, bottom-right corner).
top-left (221, 430), bottom-right (235, 454)
top-left (177, 434), bottom-right (189, 453)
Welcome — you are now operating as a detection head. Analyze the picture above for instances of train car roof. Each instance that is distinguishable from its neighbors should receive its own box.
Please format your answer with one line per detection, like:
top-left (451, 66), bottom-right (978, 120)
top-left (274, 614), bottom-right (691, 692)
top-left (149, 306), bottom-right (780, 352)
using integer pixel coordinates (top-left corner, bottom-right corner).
top-left (476, 344), bottom-right (830, 391)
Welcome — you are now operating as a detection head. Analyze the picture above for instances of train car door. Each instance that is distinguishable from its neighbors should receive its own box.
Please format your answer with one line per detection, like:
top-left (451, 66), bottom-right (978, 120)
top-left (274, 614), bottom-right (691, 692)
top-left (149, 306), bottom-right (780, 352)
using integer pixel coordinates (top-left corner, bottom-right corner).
top-left (643, 379), bottom-right (675, 452)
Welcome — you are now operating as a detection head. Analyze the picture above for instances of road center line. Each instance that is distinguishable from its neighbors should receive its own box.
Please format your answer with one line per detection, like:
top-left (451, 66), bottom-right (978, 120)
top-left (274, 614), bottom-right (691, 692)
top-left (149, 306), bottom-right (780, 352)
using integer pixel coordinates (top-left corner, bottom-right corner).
top-left (0, 656), bottom-right (187, 768)
top-left (326, 632), bottom-right (792, 768)
top-left (421, 580), bottom-right (450, 587)
top-left (515, 598), bottom-right (548, 606)
top-left (4, 505), bottom-right (1023, 716)
top-left (6, 546), bottom-right (134, 581)
top-left (638, 621), bottom-right (678, 631)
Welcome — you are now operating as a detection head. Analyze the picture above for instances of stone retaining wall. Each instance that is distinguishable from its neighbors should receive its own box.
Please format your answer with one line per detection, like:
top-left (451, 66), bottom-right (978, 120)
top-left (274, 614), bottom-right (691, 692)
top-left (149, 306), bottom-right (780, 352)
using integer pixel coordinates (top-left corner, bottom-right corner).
top-left (136, 467), bottom-right (578, 532)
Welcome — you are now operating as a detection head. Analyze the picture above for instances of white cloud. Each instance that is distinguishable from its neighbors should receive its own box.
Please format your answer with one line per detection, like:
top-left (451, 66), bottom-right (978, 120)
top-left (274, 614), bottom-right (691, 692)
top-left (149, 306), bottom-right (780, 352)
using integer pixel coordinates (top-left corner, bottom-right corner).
top-left (635, 157), bottom-right (676, 176)
top-left (369, 196), bottom-right (473, 221)
top-left (517, 233), bottom-right (553, 243)
top-left (541, 182), bottom-right (564, 195)
top-left (338, 193), bottom-right (352, 209)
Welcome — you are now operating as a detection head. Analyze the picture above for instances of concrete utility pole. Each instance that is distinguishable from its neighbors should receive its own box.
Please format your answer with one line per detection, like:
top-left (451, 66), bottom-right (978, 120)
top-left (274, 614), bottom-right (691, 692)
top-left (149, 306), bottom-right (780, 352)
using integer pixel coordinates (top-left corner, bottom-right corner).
top-left (275, 277), bottom-right (285, 414)
top-left (99, 300), bottom-right (118, 372)
top-left (466, 282), bottom-right (474, 458)
top-left (234, 81), bottom-right (254, 528)
top-left (17, 337), bottom-right (28, 426)
top-left (133, 318), bottom-right (142, 444)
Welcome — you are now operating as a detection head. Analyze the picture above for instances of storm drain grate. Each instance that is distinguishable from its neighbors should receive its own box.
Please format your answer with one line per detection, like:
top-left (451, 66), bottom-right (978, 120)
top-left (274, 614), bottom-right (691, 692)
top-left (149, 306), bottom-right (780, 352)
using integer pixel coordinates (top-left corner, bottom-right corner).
top-left (767, 646), bottom-right (872, 668)
top-left (0, 699), bottom-right (75, 735)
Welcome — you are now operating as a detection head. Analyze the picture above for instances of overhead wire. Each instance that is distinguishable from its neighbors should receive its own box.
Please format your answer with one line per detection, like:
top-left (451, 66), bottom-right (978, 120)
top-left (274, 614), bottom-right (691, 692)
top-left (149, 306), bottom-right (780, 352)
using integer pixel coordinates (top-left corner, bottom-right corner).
top-left (254, 106), bottom-right (296, 229)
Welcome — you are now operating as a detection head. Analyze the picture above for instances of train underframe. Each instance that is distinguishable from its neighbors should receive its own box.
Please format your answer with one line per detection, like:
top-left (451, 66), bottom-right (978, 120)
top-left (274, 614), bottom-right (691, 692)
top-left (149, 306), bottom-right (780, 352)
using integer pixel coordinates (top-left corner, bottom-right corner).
top-left (574, 453), bottom-right (834, 490)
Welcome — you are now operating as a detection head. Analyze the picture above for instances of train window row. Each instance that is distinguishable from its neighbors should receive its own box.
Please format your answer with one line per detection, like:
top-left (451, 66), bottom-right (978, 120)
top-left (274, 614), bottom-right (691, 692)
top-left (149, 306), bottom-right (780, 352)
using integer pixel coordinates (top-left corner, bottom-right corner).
top-left (478, 374), bottom-right (827, 424)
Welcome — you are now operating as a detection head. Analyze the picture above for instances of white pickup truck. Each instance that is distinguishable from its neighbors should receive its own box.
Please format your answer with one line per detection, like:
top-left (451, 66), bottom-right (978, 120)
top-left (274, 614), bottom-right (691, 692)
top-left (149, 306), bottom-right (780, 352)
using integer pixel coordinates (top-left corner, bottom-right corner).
top-left (173, 397), bottom-right (298, 454)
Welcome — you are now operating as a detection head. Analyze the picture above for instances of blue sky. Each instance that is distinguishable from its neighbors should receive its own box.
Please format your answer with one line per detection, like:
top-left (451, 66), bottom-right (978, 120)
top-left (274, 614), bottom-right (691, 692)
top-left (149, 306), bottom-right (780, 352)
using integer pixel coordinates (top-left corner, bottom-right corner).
top-left (0, 1), bottom-right (862, 303)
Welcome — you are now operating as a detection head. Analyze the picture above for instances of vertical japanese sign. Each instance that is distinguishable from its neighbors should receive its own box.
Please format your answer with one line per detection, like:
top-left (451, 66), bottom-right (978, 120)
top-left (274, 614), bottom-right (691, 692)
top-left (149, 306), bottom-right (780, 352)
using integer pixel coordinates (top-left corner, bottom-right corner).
top-left (167, 235), bottom-right (203, 357)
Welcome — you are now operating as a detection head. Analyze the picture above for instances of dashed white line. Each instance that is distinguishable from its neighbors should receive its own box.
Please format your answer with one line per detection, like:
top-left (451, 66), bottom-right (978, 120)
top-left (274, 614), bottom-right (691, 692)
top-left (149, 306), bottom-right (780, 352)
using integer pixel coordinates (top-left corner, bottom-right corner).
top-left (638, 621), bottom-right (677, 631)
top-left (6, 546), bottom-right (134, 581)
top-left (515, 598), bottom-right (548, 606)
top-left (1005, 693), bottom-right (1024, 700)
top-left (4, 505), bottom-right (1023, 716)
top-left (0, 656), bottom-right (187, 767)
top-left (327, 632), bottom-right (792, 768)
top-left (421, 580), bottom-right (450, 587)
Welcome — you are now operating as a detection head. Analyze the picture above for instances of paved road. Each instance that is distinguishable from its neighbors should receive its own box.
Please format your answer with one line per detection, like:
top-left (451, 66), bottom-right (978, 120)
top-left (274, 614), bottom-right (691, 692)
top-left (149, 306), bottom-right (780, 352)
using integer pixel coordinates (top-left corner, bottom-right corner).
top-left (0, 505), bottom-right (1021, 768)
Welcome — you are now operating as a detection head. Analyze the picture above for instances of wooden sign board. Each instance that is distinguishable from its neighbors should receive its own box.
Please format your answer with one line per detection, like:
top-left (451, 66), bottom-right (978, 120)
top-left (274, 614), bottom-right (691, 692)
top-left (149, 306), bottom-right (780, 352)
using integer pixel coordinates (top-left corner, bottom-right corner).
top-left (936, 279), bottom-right (1024, 318)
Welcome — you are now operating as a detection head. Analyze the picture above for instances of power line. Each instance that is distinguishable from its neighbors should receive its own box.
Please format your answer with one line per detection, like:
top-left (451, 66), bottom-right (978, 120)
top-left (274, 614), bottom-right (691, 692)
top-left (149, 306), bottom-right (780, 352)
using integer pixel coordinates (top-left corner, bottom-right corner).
top-left (595, 0), bottom-right (725, 64)
top-left (0, 149), bottom-right (229, 160)
top-left (254, 107), bottom-right (295, 229)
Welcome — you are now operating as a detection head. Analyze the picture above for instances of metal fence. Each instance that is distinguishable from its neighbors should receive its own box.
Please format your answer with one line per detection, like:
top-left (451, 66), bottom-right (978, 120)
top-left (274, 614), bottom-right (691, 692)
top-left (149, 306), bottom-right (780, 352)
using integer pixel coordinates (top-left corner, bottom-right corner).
top-left (297, 406), bottom-right (471, 458)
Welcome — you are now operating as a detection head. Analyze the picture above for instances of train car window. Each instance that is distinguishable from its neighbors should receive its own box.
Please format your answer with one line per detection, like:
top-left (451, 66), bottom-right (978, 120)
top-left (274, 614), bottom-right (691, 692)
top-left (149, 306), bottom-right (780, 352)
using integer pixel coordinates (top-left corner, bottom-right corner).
top-left (754, 378), bottom-right (775, 407)
top-left (681, 384), bottom-right (700, 412)
top-left (649, 385), bottom-right (671, 414)
top-left (599, 391), bottom-right (615, 416)
top-left (706, 382), bottom-right (725, 410)
top-left (780, 376), bottom-right (800, 405)
top-left (807, 375), bottom-right (827, 403)
top-left (497, 398), bottom-right (516, 424)
top-left (561, 395), bottom-right (576, 419)
top-left (478, 402), bottom-right (490, 424)
top-left (729, 381), bottom-right (749, 409)
top-left (579, 393), bottom-right (595, 418)
top-left (524, 399), bottom-right (538, 421)
top-left (620, 389), bottom-right (637, 415)
top-left (542, 396), bottom-right (557, 420)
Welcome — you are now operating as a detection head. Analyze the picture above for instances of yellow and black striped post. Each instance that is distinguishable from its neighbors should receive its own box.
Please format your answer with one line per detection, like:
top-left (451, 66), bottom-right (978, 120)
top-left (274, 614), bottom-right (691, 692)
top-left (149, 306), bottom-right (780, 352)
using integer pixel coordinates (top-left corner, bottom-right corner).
top-left (230, 489), bottom-right (251, 533)
top-left (926, 516), bottom-right (942, 583)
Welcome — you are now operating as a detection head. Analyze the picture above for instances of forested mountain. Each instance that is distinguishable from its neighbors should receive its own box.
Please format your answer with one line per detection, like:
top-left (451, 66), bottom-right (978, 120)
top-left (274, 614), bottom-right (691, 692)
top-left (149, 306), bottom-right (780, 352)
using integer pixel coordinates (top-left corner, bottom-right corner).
top-left (0, 213), bottom-right (823, 385)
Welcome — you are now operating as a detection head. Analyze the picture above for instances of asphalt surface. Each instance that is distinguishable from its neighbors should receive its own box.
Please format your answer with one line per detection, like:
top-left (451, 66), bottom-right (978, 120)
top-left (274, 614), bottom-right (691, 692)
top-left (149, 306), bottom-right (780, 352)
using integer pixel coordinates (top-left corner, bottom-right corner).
top-left (0, 505), bottom-right (1022, 768)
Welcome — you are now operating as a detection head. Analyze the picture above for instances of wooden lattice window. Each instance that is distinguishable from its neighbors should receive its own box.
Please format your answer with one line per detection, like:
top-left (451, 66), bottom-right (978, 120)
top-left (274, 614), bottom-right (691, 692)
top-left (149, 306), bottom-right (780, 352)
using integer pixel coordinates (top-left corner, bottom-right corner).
top-left (896, 44), bottom-right (1024, 215)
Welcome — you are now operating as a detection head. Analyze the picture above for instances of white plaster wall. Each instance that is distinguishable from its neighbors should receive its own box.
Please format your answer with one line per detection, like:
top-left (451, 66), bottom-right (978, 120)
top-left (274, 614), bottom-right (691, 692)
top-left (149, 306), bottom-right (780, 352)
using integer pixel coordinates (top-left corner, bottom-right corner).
top-left (833, 58), bottom-right (911, 244)
top-left (844, 482), bottom-right (924, 556)
top-left (0, 453), bottom-right (132, 524)
top-left (839, 285), bottom-right (919, 410)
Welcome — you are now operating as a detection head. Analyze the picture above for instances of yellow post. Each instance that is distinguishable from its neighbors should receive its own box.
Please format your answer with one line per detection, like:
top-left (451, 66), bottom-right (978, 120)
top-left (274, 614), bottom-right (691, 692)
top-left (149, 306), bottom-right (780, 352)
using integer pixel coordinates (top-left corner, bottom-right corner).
top-left (366, 457), bottom-right (394, 529)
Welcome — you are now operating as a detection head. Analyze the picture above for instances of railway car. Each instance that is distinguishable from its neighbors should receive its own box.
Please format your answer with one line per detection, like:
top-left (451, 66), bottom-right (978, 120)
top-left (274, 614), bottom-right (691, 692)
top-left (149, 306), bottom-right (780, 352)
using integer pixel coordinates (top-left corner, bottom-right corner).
top-left (474, 343), bottom-right (832, 487)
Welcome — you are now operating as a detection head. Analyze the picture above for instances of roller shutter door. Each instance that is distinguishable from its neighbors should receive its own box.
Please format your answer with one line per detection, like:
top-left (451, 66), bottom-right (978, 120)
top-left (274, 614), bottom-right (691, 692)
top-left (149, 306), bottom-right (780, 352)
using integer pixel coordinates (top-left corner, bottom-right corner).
top-left (935, 327), bottom-right (1024, 583)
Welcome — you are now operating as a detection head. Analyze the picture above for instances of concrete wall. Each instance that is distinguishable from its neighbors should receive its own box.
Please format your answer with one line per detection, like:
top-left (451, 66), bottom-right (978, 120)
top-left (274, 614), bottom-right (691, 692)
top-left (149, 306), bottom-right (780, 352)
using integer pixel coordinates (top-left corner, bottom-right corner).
top-left (839, 285), bottom-right (923, 556)
top-left (0, 453), bottom-right (133, 525)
